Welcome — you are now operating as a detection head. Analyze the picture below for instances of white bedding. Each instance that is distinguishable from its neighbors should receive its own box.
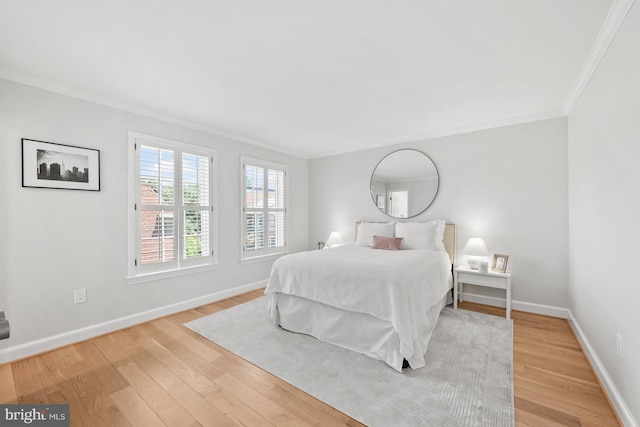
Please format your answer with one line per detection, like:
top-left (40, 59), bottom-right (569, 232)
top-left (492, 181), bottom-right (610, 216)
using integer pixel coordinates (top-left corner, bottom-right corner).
top-left (265, 244), bottom-right (452, 370)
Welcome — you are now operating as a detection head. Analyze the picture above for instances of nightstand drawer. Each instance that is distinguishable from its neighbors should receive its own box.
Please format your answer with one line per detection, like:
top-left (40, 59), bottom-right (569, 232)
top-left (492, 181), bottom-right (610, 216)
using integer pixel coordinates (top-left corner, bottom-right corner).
top-left (457, 272), bottom-right (507, 289)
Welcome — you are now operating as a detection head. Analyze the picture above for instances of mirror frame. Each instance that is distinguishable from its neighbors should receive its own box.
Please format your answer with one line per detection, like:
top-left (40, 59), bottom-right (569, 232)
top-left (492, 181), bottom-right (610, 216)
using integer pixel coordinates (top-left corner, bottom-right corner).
top-left (370, 149), bottom-right (439, 219)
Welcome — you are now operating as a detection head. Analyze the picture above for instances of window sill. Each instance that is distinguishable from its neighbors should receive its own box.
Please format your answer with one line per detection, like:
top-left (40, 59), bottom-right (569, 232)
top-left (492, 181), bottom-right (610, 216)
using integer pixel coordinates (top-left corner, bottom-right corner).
top-left (128, 263), bottom-right (218, 285)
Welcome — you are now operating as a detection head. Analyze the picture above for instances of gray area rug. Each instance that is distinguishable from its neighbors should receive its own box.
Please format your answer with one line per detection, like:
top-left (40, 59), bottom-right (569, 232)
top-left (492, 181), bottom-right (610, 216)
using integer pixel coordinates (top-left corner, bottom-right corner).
top-left (185, 297), bottom-right (514, 426)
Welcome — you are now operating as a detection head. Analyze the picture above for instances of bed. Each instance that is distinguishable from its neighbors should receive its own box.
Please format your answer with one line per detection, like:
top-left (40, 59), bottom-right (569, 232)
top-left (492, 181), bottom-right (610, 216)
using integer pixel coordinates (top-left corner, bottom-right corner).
top-left (265, 221), bottom-right (456, 372)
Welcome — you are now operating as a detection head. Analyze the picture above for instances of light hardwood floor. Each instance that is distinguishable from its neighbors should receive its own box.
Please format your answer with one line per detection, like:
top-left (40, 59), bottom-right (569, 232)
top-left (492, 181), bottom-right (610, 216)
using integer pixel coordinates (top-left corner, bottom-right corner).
top-left (0, 290), bottom-right (621, 426)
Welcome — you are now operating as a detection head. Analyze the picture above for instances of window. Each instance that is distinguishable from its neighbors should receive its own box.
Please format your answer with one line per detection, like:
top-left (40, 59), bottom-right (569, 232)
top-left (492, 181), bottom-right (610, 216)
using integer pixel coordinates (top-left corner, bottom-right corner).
top-left (129, 132), bottom-right (216, 281)
top-left (241, 157), bottom-right (287, 260)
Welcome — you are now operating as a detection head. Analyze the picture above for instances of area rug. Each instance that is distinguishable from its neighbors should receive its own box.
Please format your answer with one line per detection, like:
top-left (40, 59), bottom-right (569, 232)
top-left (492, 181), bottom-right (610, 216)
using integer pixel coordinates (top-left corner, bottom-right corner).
top-left (185, 297), bottom-right (514, 426)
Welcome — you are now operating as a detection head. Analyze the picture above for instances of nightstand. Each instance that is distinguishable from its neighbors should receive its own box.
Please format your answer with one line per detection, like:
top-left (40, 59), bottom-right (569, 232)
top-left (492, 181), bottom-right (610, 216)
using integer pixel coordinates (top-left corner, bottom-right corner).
top-left (454, 266), bottom-right (512, 319)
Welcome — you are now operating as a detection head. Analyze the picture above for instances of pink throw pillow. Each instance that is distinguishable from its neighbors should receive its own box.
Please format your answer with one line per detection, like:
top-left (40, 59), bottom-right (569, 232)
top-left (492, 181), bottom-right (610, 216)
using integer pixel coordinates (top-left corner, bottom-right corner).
top-left (371, 235), bottom-right (403, 250)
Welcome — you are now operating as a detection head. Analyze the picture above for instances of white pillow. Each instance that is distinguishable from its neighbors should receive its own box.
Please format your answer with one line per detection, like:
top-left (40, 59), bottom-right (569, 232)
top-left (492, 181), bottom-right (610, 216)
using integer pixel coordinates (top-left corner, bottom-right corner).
top-left (395, 220), bottom-right (445, 250)
top-left (356, 222), bottom-right (395, 246)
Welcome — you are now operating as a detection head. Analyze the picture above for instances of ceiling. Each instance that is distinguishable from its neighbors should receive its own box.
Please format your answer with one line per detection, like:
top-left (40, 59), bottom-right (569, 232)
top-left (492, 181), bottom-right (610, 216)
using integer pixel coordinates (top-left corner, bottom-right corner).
top-left (0, 0), bottom-right (614, 158)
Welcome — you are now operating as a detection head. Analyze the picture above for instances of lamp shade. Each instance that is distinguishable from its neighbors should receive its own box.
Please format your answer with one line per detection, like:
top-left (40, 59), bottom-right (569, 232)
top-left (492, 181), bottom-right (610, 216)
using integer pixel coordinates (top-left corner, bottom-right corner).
top-left (326, 231), bottom-right (344, 247)
top-left (463, 237), bottom-right (489, 256)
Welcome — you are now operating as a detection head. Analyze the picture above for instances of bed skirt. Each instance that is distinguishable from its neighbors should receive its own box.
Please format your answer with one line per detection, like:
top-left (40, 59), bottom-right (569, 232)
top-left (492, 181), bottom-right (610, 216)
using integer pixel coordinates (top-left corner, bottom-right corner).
top-left (268, 292), bottom-right (448, 372)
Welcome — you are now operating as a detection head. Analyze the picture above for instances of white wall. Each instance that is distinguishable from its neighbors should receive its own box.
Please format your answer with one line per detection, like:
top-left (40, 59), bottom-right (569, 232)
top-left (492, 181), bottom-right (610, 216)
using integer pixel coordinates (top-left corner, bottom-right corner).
top-left (0, 78), bottom-right (309, 360)
top-left (568, 2), bottom-right (640, 423)
top-left (310, 118), bottom-right (569, 309)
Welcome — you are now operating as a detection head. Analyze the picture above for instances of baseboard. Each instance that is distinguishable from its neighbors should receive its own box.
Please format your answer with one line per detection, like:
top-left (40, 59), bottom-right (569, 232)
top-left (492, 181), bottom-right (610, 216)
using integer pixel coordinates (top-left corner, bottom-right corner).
top-left (459, 292), bottom-right (569, 318)
top-left (461, 292), bottom-right (637, 426)
top-left (0, 280), bottom-right (267, 365)
top-left (568, 311), bottom-right (638, 427)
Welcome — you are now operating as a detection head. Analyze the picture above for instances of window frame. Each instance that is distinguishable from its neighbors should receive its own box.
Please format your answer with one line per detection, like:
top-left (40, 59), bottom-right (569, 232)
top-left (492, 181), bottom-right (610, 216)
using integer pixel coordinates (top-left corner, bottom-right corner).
top-left (240, 156), bottom-right (288, 262)
top-left (128, 132), bottom-right (217, 283)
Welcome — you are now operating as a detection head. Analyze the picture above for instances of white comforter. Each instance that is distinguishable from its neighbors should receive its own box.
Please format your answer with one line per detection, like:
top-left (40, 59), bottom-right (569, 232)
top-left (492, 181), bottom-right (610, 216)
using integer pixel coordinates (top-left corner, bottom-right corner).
top-left (265, 244), bottom-right (452, 368)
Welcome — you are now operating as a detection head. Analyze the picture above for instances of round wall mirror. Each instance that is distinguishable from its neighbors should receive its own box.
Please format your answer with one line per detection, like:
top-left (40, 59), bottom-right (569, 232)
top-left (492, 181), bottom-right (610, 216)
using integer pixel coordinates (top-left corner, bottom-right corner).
top-left (370, 149), bottom-right (439, 218)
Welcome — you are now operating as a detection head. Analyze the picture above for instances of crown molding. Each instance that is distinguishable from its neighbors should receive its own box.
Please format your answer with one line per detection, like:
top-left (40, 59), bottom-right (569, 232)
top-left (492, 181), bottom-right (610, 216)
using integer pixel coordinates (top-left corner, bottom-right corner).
top-left (563, 0), bottom-right (636, 114)
top-left (5, 0), bottom-right (630, 163)
top-left (309, 110), bottom-right (567, 159)
top-left (0, 71), bottom-right (310, 159)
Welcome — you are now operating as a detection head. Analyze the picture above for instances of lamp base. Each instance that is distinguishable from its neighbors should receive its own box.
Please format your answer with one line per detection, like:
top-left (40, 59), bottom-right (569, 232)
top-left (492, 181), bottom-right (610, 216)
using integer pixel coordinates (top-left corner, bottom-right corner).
top-left (478, 261), bottom-right (489, 272)
top-left (467, 259), bottom-right (480, 270)
top-left (467, 255), bottom-right (487, 270)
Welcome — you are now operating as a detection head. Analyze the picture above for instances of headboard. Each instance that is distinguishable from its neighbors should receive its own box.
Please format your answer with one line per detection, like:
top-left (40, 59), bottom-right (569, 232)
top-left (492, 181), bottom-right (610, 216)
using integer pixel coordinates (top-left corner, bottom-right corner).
top-left (354, 222), bottom-right (456, 265)
top-left (443, 224), bottom-right (456, 265)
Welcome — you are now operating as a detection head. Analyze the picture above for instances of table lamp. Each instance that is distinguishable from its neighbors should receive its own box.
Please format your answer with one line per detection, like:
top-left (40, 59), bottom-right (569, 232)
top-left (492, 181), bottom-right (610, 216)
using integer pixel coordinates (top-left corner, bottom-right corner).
top-left (463, 237), bottom-right (489, 270)
top-left (326, 231), bottom-right (344, 248)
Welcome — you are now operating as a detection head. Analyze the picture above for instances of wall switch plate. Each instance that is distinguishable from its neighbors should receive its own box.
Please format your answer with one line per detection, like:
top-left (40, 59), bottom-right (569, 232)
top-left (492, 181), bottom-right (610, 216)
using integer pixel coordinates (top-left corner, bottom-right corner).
top-left (74, 288), bottom-right (87, 304)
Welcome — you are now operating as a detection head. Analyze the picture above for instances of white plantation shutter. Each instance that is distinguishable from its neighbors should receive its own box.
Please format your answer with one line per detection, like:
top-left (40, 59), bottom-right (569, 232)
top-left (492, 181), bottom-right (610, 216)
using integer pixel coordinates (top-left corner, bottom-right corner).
top-left (242, 157), bottom-right (287, 259)
top-left (139, 146), bottom-right (176, 268)
top-left (244, 165), bottom-right (264, 251)
top-left (182, 152), bottom-right (210, 264)
top-left (267, 168), bottom-right (285, 248)
top-left (130, 133), bottom-right (216, 279)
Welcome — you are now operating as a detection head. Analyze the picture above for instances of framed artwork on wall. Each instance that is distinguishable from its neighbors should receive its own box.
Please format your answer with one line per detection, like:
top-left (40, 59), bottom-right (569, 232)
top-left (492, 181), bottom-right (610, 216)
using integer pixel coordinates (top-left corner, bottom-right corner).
top-left (22, 138), bottom-right (101, 191)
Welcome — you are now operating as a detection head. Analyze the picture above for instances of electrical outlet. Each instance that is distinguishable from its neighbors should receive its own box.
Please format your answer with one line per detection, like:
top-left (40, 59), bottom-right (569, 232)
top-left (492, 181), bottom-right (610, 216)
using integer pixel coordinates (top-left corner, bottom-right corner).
top-left (74, 288), bottom-right (87, 304)
top-left (616, 333), bottom-right (623, 359)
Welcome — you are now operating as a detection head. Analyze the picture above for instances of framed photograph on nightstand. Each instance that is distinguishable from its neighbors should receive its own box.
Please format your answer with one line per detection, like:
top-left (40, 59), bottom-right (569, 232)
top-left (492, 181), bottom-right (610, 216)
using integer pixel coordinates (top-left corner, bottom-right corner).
top-left (492, 254), bottom-right (509, 273)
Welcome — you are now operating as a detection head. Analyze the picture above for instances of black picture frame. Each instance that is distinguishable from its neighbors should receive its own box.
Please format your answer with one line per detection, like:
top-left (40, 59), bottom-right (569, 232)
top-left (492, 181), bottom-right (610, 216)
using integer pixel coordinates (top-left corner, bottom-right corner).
top-left (22, 138), bottom-right (100, 191)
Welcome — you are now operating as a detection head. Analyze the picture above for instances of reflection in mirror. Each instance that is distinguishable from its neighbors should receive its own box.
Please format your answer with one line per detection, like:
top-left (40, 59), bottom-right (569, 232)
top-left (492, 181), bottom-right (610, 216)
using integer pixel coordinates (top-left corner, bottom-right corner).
top-left (370, 149), bottom-right (439, 218)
